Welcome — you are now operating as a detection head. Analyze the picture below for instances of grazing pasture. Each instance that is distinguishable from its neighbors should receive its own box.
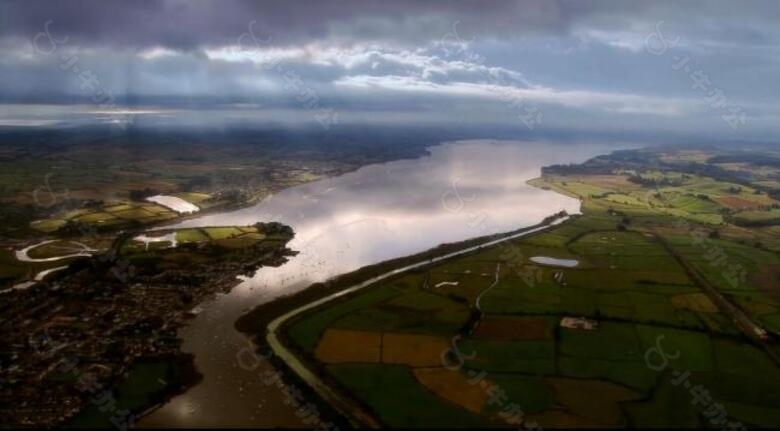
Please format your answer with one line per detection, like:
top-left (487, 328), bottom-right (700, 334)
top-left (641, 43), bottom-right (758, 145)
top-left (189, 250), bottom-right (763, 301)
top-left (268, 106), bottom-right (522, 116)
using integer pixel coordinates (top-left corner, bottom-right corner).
top-left (283, 147), bottom-right (780, 428)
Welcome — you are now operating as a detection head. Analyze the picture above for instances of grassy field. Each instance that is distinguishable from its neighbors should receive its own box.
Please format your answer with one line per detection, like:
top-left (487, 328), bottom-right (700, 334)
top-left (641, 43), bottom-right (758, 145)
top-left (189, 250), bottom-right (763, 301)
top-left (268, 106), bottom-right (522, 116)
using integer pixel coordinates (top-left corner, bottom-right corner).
top-left (122, 224), bottom-right (275, 255)
top-left (68, 357), bottom-right (199, 428)
top-left (0, 247), bottom-right (81, 287)
top-left (0, 234), bottom-right (118, 288)
top-left (280, 146), bottom-right (780, 428)
top-left (285, 209), bottom-right (780, 426)
top-left (0, 126), bottom-right (446, 243)
top-left (731, 208), bottom-right (780, 226)
top-left (326, 363), bottom-right (486, 428)
top-left (1, 221), bottom-right (283, 290)
top-left (70, 362), bottom-right (173, 427)
top-left (30, 200), bottom-right (181, 234)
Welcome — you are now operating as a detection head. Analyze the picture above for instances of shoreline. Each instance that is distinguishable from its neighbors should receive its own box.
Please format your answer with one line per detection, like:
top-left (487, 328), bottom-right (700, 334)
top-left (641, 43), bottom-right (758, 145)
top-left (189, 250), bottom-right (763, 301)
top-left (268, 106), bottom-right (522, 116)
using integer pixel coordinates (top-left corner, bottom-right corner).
top-left (233, 209), bottom-right (575, 427)
top-left (37, 222), bottom-right (297, 428)
top-left (133, 142), bottom-right (584, 427)
top-left (3, 148), bottom-right (417, 288)
top-left (126, 146), bottom-right (442, 426)
top-left (146, 146), bottom-right (435, 233)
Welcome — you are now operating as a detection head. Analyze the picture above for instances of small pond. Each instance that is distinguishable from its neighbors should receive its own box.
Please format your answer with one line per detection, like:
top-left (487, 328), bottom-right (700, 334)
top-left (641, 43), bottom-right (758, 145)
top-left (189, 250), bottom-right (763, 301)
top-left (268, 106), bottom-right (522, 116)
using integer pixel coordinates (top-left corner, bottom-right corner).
top-left (530, 256), bottom-right (580, 267)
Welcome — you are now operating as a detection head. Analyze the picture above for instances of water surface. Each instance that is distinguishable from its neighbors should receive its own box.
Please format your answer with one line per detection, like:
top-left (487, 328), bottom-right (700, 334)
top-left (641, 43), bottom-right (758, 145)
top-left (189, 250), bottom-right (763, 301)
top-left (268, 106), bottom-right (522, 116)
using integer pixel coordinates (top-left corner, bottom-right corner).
top-left (529, 256), bottom-right (580, 268)
top-left (138, 139), bottom-right (615, 427)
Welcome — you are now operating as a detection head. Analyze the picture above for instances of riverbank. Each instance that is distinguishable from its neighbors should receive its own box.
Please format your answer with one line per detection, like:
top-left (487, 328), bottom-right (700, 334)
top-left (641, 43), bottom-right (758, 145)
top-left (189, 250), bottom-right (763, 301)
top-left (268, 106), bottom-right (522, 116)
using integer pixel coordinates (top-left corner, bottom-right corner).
top-left (135, 139), bottom-right (606, 427)
top-left (0, 222), bottom-right (297, 428)
top-left (234, 211), bottom-right (573, 427)
top-left (68, 353), bottom-right (204, 427)
top-left (1, 137), bottom-right (436, 291)
top-left (235, 211), bottom-right (572, 337)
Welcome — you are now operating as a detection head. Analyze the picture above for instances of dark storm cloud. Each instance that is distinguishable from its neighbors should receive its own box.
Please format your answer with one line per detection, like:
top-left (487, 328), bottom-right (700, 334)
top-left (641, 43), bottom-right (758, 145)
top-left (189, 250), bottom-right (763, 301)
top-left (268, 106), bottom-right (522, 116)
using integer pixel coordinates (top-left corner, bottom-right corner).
top-left (1, 0), bottom-right (780, 140)
top-left (0, 0), bottom-right (577, 50)
top-left (5, 0), bottom-right (774, 51)
top-left (4, 1), bottom-right (780, 50)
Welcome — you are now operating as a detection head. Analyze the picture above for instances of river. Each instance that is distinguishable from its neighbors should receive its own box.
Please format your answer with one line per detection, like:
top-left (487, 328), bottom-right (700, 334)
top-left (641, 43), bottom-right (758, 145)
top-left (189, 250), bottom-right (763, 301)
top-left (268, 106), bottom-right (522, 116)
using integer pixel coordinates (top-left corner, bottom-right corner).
top-left (138, 139), bottom-right (615, 427)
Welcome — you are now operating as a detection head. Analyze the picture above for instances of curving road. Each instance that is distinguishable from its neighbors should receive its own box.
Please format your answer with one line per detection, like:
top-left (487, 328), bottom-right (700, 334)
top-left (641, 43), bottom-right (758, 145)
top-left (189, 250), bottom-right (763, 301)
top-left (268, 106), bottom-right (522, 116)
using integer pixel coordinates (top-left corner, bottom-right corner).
top-left (475, 262), bottom-right (501, 313)
top-left (15, 239), bottom-right (97, 263)
top-left (266, 215), bottom-right (571, 428)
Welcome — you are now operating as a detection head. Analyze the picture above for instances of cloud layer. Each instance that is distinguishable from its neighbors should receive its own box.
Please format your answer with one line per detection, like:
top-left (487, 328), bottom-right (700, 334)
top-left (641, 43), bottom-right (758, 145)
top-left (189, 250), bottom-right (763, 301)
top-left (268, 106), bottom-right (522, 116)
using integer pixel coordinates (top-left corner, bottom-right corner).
top-left (1, 0), bottom-right (779, 139)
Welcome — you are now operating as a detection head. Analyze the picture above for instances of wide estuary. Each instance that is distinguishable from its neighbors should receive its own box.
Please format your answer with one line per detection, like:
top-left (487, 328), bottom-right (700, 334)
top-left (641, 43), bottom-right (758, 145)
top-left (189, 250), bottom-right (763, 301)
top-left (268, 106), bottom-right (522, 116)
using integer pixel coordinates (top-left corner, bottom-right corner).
top-left (138, 139), bottom-right (616, 427)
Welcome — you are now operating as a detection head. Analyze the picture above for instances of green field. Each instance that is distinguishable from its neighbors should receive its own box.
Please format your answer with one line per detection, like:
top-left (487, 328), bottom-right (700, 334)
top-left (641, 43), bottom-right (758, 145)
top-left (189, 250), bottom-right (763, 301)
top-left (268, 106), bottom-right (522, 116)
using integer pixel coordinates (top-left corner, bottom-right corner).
top-left (174, 228), bottom-right (210, 243)
top-left (30, 201), bottom-right (180, 234)
top-left (68, 359), bottom-right (197, 428)
top-left (285, 210), bottom-right (780, 426)
top-left (732, 208), bottom-right (780, 226)
top-left (202, 226), bottom-right (246, 240)
top-left (123, 225), bottom-right (272, 255)
top-left (280, 147), bottom-right (780, 428)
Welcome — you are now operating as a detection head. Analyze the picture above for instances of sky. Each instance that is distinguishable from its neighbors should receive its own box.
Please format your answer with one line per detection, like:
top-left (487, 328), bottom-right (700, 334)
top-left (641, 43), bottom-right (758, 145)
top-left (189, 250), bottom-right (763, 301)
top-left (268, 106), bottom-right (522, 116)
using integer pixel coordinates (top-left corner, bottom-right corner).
top-left (1, 0), bottom-right (779, 140)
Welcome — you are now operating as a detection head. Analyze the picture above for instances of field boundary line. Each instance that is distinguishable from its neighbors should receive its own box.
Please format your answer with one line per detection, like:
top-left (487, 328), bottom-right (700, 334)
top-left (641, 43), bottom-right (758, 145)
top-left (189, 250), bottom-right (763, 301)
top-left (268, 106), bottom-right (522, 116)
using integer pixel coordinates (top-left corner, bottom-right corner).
top-left (266, 215), bottom-right (572, 428)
